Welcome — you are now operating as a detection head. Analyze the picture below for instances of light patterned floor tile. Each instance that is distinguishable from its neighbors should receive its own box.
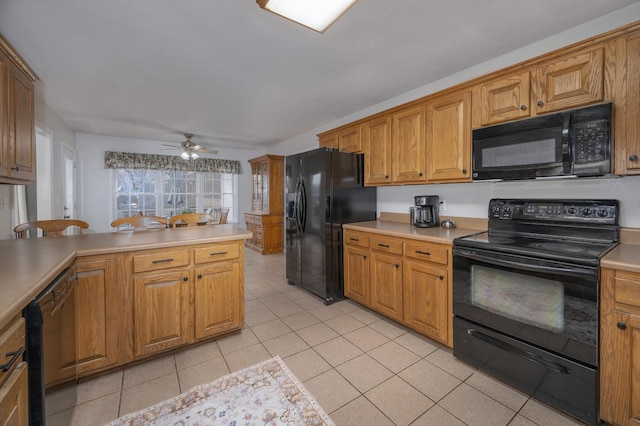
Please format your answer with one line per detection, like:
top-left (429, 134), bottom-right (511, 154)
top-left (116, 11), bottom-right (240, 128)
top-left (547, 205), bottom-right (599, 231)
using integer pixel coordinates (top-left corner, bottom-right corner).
top-left (303, 369), bottom-right (360, 413)
top-left (177, 356), bottom-right (230, 391)
top-left (314, 336), bottom-right (363, 367)
top-left (282, 349), bottom-right (332, 382)
top-left (398, 359), bottom-right (462, 402)
top-left (330, 396), bottom-right (394, 425)
top-left (336, 354), bottom-right (393, 392)
top-left (368, 340), bottom-right (421, 373)
top-left (439, 383), bottom-right (516, 426)
top-left (365, 376), bottom-right (433, 426)
top-left (295, 322), bottom-right (340, 347)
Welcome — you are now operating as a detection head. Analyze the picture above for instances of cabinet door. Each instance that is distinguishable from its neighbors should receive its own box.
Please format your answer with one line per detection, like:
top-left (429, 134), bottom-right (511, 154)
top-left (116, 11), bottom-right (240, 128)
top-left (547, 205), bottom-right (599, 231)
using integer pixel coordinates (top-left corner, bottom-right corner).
top-left (370, 251), bottom-right (403, 321)
top-left (619, 32), bottom-right (640, 174)
top-left (344, 245), bottom-right (370, 306)
top-left (426, 90), bottom-right (472, 182)
top-left (318, 132), bottom-right (338, 149)
top-left (194, 261), bottom-right (242, 339)
top-left (338, 125), bottom-right (362, 153)
top-left (7, 62), bottom-right (34, 181)
top-left (403, 260), bottom-right (448, 344)
top-left (532, 47), bottom-right (604, 114)
top-left (0, 362), bottom-right (28, 426)
top-left (392, 105), bottom-right (426, 183)
top-left (600, 310), bottom-right (640, 425)
top-left (474, 71), bottom-right (531, 127)
top-left (0, 51), bottom-right (7, 178)
top-left (133, 270), bottom-right (191, 357)
top-left (75, 256), bottom-right (120, 375)
top-left (363, 116), bottom-right (392, 185)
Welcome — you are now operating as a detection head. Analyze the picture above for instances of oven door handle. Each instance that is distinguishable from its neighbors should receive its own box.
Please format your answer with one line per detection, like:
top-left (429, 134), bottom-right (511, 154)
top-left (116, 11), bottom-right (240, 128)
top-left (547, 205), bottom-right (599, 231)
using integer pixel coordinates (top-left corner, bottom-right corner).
top-left (453, 249), bottom-right (597, 279)
top-left (466, 328), bottom-right (570, 375)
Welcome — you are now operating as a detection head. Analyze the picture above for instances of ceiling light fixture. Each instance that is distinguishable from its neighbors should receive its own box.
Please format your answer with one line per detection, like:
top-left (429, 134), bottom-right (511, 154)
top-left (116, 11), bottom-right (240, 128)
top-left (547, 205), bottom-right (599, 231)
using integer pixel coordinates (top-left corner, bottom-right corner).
top-left (256, 0), bottom-right (358, 33)
top-left (181, 150), bottom-right (199, 160)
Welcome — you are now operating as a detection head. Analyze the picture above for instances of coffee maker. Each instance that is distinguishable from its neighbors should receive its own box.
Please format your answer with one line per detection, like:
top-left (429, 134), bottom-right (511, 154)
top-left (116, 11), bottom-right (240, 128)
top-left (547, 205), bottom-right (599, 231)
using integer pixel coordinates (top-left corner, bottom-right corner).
top-left (410, 195), bottom-right (439, 228)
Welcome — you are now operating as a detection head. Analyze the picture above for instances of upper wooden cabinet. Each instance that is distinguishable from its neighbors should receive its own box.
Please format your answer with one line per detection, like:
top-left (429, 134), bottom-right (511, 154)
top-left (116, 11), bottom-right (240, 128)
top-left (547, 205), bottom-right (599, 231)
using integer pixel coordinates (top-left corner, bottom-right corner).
top-left (363, 116), bottom-right (392, 185)
top-left (0, 33), bottom-right (37, 184)
top-left (338, 124), bottom-right (363, 153)
top-left (245, 154), bottom-right (284, 255)
top-left (425, 90), bottom-right (472, 182)
top-left (318, 131), bottom-right (338, 149)
top-left (474, 71), bottom-right (531, 126)
top-left (392, 105), bottom-right (427, 184)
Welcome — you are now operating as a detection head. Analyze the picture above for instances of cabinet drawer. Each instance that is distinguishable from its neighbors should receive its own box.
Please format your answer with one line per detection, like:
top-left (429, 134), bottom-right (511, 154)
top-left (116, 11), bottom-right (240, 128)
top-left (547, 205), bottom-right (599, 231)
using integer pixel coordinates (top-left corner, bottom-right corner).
top-left (344, 230), bottom-right (370, 248)
top-left (370, 235), bottom-right (403, 254)
top-left (614, 272), bottom-right (640, 307)
top-left (404, 241), bottom-right (449, 265)
top-left (0, 317), bottom-right (25, 388)
top-left (194, 242), bottom-right (240, 264)
top-left (133, 250), bottom-right (190, 273)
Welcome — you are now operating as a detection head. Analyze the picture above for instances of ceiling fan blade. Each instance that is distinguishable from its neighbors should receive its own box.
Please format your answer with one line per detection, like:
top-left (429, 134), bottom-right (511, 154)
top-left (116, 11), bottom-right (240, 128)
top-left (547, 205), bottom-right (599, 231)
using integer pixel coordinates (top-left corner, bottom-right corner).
top-left (194, 147), bottom-right (219, 155)
top-left (161, 143), bottom-right (180, 148)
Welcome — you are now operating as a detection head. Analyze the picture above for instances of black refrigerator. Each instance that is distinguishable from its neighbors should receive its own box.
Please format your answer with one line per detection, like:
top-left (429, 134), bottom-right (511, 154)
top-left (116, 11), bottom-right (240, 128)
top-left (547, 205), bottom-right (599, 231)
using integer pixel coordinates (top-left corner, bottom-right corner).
top-left (285, 148), bottom-right (377, 304)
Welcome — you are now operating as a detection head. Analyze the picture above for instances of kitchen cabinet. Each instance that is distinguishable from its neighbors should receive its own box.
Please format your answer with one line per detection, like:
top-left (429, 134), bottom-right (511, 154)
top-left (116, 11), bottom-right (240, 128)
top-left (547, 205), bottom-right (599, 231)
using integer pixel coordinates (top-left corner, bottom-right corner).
top-left (403, 241), bottom-right (449, 343)
top-left (130, 241), bottom-right (244, 358)
top-left (473, 47), bottom-right (605, 127)
top-left (613, 31), bottom-right (640, 175)
top-left (363, 116), bottom-right (392, 185)
top-left (75, 255), bottom-right (122, 376)
top-left (600, 268), bottom-right (640, 426)
top-left (0, 34), bottom-right (37, 184)
top-left (343, 230), bottom-right (454, 346)
top-left (245, 154), bottom-right (284, 254)
top-left (392, 105), bottom-right (427, 184)
top-left (0, 317), bottom-right (28, 426)
top-left (425, 90), bottom-right (472, 182)
top-left (337, 124), bottom-right (363, 153)
top-left (318, 131), bottom-right (338, 149)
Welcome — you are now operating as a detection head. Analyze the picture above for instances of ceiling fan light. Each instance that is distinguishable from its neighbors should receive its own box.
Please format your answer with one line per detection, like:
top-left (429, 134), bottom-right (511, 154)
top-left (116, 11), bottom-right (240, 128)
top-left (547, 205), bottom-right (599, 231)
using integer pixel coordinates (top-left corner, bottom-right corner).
top-left (257, 0), bottom-right (358, 32)
top-left (181, 151), bottom-right (189, 160)
top-left (191, 152), bottom-right (199, 160)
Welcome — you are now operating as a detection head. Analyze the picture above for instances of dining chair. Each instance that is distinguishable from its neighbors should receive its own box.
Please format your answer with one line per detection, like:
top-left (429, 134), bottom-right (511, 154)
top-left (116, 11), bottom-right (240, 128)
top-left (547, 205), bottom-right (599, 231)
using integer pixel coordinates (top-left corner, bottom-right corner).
top-left (218, 209), bottom-right (229, 224)
top-left (14, 219), bottom-right (90, 238)
top-left (110, 215), bottom-right (168, 230)
top-left (169, 213), bottom-right (216, 228)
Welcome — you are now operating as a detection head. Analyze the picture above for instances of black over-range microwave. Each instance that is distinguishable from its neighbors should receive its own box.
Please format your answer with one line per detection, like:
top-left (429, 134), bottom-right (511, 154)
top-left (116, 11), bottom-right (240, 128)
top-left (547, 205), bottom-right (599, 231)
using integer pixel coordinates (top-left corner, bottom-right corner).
top-left (472, 102), bottom-right (612, 181)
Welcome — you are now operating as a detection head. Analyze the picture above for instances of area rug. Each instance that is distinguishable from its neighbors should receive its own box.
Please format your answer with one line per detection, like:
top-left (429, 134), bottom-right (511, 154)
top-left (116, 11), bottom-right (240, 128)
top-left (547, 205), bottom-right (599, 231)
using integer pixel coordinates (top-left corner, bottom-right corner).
top-left (104, 356), bottom-right (335, 426)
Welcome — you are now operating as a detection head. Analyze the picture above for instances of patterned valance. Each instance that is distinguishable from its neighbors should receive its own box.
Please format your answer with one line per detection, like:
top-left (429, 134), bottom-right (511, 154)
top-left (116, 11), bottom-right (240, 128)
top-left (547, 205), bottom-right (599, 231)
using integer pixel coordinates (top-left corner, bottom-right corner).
top-left (104, 151), bottom-right (241, 174)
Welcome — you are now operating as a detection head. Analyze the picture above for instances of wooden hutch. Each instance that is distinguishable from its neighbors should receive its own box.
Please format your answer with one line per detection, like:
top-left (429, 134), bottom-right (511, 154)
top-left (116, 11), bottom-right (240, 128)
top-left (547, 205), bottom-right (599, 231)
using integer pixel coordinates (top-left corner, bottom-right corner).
top-left (244, 155), bottom-right (284, 254)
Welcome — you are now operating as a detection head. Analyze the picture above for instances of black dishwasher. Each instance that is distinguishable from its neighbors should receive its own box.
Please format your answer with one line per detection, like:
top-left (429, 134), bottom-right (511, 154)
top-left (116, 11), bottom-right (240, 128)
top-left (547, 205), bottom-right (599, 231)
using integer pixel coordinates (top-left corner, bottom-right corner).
top-left (24, 266), bottom-right (77, 426)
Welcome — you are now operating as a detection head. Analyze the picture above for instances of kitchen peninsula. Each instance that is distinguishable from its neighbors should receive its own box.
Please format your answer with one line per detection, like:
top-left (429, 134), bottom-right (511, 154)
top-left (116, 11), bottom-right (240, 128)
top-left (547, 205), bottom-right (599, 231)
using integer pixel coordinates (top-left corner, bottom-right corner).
top-left (0, 225), bottom-right (251, 381)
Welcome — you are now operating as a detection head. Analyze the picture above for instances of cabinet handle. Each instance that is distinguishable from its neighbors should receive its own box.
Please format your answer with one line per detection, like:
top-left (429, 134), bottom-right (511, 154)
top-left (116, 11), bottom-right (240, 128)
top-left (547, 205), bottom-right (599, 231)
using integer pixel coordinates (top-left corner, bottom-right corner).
top-left (439, 275), bottom-right (445, 280)
top-left (197, 274), bottom-right (203, 279)
top-left (209, 251), bottom-right (228, 256)
top-left (350, 238), bottom-right (359, 242)
top-left (395, 264), bottom-right (400, 268)
top-left (520, 104), bottom-right (527, 110)
top-left (385, 175), bottom-right (389, 179)
top-left (10, 166), bottom-right (19, 172)
top-left (183, 277), bottom-right (188, 282)
top-left (537, 100), bottom-right (544, 107)
top-left (617, 322), bottom-right (627, 330)
top-left (629, 154), bottom-right (639, 162)
top-left (0, 347), bottom-right (24, 372)
top-left (363, 255), bottom-right (368, 259)
top-left (378, 243), bottom-right (390, 248)
top-left (462, 168), bottom-right (467, 174)
top-left (419, 172), bottom-right (423, 177)
top-left (415, 250), bottom-right (430, 256)
top-left (151, 258), bottom-right (174, 264)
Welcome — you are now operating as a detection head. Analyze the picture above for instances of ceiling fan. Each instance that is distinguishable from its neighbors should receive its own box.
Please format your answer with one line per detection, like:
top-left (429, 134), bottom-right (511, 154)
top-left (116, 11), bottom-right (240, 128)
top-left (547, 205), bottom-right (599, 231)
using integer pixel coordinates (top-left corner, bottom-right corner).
top-left (161, 133), bottom-right (219, 159)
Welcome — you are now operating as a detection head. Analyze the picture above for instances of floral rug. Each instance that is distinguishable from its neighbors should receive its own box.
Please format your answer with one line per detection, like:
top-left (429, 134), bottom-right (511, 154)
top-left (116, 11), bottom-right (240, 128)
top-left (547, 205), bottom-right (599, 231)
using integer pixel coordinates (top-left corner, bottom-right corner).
top-left (104, 356), bottom-right (334, 426)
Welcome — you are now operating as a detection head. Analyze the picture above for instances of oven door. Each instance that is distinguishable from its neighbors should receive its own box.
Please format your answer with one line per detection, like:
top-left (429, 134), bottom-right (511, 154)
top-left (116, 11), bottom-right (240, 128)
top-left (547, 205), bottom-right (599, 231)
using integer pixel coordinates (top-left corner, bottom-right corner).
top-left (452, 246), bottom-right (598, 366)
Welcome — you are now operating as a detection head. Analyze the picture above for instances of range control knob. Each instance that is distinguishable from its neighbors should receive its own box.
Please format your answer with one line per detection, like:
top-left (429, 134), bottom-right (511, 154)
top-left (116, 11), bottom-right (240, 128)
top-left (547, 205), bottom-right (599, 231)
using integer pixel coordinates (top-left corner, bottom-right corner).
top-left (501, 205), bottom-right (512, 216)
top-left (581, 208), bottom-right (592, 216)
top-left (567, 207), bottom-right (578, 215)
top-left (597, 209), bottom-right (609, 218)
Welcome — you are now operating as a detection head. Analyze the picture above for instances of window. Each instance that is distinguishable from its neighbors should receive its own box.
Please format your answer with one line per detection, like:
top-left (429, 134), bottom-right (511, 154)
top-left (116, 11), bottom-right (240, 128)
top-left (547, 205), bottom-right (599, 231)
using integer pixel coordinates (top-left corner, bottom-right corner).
top-left (114, 169), bottom-right (237, 222)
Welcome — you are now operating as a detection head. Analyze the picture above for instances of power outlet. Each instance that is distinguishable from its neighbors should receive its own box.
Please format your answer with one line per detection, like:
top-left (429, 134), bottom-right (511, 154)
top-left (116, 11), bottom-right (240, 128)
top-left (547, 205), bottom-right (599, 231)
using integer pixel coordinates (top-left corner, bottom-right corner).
top-left (439, 200), bottom-right (446, 212)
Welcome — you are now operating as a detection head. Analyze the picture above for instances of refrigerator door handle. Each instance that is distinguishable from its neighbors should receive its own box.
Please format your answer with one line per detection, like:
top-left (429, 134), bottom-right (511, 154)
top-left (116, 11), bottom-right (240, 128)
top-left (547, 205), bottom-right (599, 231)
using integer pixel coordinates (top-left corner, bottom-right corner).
top-left (299, 180), bottom-right (307, 232)
top-left (294, 180), bottom-right (302, 232)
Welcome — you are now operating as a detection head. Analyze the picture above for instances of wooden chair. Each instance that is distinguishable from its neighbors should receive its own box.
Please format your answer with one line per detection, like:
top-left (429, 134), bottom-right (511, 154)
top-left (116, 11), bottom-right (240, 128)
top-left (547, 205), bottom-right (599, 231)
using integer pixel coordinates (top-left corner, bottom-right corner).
top-left (169, 213), bottom-right (215, 228)
top-left (14, 219), bottom-right (90, 238)
top-left (111, 215), bottom-right (168, 230)
top-left (218, 208), bottom-right (229, 224)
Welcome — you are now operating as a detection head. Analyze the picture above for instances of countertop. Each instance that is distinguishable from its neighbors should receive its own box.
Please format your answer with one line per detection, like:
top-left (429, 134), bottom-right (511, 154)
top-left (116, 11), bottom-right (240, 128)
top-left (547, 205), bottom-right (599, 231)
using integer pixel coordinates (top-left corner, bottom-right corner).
top-left (0, 225), bottom-right (252, 330)
top-left (342, 220), bottom-right (483, 244)
top-left (601, 243), bottom-right (640, 274)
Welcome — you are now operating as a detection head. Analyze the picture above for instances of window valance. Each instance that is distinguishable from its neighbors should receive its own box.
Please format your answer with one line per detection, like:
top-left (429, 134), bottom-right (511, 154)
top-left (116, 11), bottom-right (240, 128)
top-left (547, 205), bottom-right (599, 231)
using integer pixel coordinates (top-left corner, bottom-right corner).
top-left (104, 151), bottom-right (241, 174)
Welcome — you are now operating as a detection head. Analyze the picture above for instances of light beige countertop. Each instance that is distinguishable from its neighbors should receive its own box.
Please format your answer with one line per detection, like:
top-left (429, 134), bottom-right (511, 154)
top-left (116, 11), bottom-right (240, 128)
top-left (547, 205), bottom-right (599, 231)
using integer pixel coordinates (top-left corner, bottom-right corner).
top-left (601, 244), bottom-right (640, 274)
top-left (0, 225), bottom-right (251, 330)
top-left (342, 220), bottom-right (484, 244)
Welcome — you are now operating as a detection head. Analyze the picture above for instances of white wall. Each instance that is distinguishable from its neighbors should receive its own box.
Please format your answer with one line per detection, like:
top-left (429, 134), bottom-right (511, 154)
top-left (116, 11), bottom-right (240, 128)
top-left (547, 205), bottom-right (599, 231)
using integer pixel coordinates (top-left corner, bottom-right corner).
top-left (269, 4), bottom-right (640, 228)
top-left (76, 134), bottom-right (261, 234)
top-left (0, 92), bottom-right (76, 239)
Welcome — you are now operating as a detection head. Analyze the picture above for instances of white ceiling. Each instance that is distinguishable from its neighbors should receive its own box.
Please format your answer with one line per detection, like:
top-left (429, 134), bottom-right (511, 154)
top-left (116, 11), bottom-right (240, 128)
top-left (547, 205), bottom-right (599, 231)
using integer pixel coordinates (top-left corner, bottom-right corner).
top-left (1, 0), bottom-right (639, 150)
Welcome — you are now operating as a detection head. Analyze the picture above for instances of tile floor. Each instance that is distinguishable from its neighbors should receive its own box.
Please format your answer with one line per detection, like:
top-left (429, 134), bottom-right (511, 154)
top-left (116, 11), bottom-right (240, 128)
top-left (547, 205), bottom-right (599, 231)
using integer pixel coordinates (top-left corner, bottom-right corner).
top-left (46, 249), bottom-right (583, 426)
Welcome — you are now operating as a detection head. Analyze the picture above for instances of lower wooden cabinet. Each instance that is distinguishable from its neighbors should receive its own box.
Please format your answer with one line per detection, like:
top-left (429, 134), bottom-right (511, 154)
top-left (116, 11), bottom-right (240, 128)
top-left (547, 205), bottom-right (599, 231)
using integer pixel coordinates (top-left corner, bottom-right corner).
top-left (195, 260), bottom-right (242, 339)
top-left (75, 255), bottom-right (120, 376)
top-left (0, 362), bottom-right (28, 426)
top-left (343, 230), bottom-right (452, 346)
top-left (600, 268), bottom-right (640, 425)
top-left (244, 213), bottom-right (283, 255)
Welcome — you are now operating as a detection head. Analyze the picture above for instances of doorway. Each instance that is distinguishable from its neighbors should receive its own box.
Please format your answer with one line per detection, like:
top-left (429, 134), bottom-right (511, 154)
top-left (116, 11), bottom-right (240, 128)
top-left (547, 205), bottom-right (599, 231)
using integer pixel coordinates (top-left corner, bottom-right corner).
top-left (62, 144), bottom-right (76, 220)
